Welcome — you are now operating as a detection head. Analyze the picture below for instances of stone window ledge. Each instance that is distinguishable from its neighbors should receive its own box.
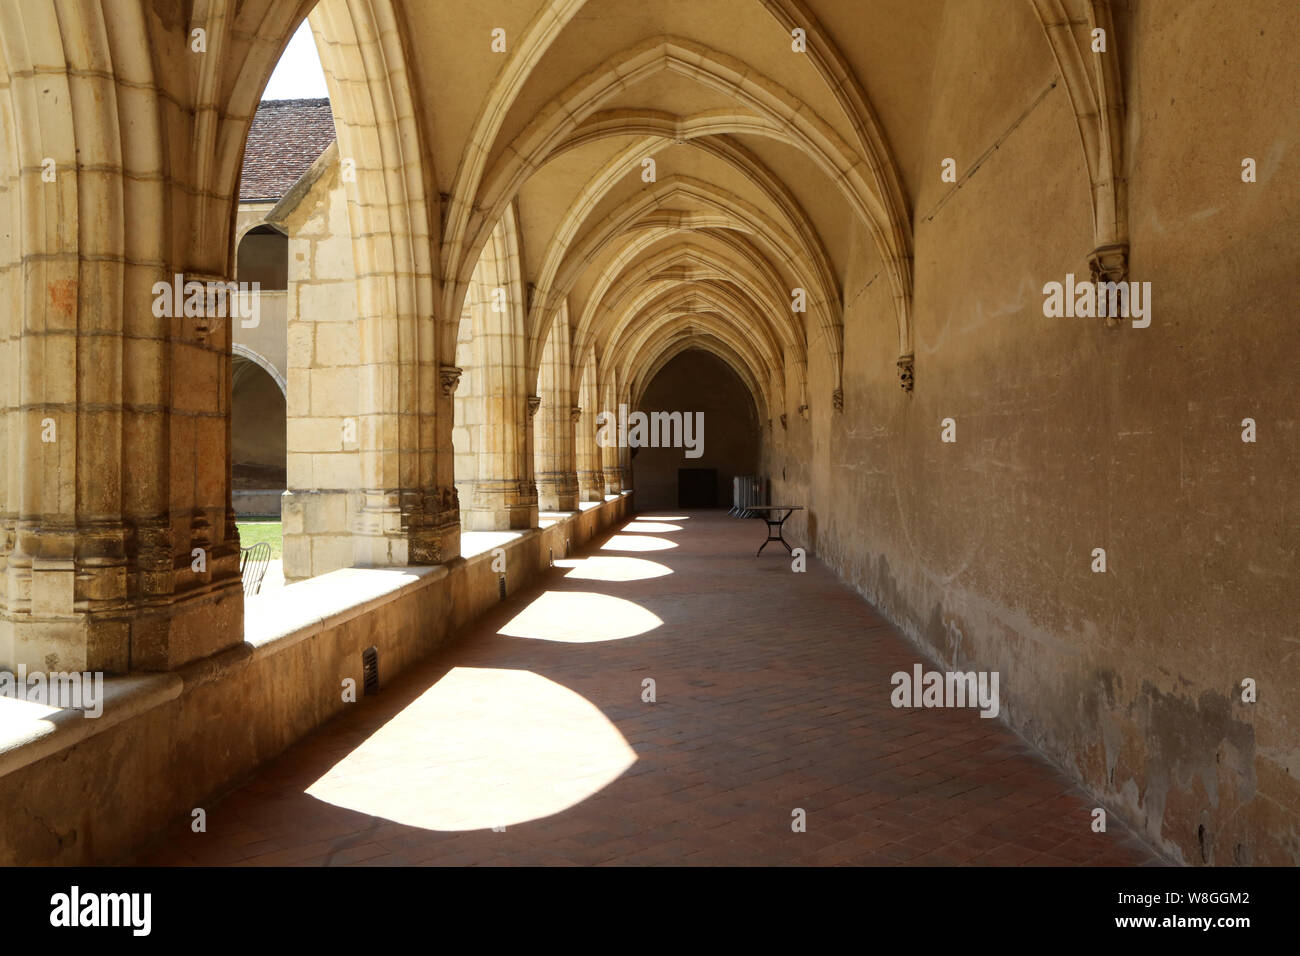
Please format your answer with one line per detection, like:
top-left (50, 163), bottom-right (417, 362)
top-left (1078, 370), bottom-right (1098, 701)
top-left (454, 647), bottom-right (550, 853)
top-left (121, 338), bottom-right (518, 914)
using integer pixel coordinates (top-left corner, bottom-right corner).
top-left (0, 563), bottom-right (446, 780)
top-left (459, 530), bottom-right (524, 559)
top-left (244, 564), bottom-right (446, 655)
top-left (0, 672), bottom-right (182, 779)
top-left (0, 492), bottom-right (632, 787)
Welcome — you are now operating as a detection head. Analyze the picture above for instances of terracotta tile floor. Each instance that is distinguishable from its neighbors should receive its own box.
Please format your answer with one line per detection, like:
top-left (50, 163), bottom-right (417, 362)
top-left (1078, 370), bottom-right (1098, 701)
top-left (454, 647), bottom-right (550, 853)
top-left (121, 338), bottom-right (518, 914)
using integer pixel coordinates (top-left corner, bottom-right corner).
top-left (137, 511), bottom-right (1163, 866)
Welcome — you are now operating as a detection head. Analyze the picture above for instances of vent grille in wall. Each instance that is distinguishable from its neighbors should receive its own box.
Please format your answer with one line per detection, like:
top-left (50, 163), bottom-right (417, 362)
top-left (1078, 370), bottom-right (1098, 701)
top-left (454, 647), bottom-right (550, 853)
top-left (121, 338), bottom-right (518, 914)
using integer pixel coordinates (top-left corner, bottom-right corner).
top-left (362, 646), bottom-right (379, 696)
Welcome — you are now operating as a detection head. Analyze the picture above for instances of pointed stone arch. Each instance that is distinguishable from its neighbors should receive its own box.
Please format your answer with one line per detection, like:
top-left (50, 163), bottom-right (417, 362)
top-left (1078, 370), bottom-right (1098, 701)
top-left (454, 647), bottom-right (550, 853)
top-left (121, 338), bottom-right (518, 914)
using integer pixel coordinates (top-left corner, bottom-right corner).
top-left (572, 242), bottom-right (800, 402)
top-left (604, 282), bottom-right (786, 413)
top-left (554, 176), bottom-right (837, 387)
top-left (306, 0), bottom-right (449, 564)
top-left (1029, 0), bottom-right (1128, 286)
top-left (523, 128), bottom-right (836, 377)
top-left (459, 35), bottom-right (913, 372)
top-left (626, 325), bottom-right (774, 427)
top-left (440, 0), bottom-right (596, 314)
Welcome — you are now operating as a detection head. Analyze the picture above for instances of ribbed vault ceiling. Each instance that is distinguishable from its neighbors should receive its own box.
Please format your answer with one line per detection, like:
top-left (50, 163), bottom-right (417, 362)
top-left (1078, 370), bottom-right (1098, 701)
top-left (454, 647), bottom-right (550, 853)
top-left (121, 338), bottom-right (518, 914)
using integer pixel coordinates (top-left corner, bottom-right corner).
top-left (271, 0), bottom-right (1045, 414)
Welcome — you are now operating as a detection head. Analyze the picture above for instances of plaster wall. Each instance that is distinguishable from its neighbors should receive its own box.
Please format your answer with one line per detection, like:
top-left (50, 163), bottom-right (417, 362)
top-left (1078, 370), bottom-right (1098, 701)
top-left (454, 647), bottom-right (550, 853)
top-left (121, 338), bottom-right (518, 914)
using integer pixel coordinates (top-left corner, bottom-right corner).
top-left (768, 0), bottom-right (1300, 865)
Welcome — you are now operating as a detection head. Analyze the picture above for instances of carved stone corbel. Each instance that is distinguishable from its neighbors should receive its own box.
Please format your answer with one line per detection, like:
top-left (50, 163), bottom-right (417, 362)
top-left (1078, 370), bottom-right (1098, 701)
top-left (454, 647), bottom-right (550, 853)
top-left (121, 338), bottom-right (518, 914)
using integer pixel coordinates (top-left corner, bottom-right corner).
top-left (439, 365), bottom-right (462, 397)
top-left (1088, 242), bottom-right (1128, 284)
top-left (1088, 242), bottom-right (1130, 328)
top-left (184, 273), bottom-right (226, 345)
top-left (832, 388), bottom-right (844, 412)
top-left (897, 354), bottom-right (915, 392)
top-left (526, 395), bottom-right (541, 419)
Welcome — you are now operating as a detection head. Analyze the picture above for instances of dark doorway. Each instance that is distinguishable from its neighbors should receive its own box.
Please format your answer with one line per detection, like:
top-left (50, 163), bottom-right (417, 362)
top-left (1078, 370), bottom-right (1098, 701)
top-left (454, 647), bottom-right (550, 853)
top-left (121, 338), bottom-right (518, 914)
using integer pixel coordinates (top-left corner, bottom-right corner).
top-left (632, 349), bottom-right (760, 511)
top-left (678, 468), bottom-right (719, 508)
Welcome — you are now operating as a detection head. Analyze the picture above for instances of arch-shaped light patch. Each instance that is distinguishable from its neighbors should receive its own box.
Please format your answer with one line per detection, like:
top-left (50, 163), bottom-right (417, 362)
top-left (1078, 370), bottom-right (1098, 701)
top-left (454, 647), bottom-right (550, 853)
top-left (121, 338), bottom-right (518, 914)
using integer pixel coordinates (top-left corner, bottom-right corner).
top-left (601, 534), bottom-right (678, 552)
top-left (499, 590), bottom-right (662, 642)
top-left (618, 521), bottom-right (680, 534)
top-left (563, 556), bottom-right (673, 582)
top-left (305, 667), bottom-right (636, 832)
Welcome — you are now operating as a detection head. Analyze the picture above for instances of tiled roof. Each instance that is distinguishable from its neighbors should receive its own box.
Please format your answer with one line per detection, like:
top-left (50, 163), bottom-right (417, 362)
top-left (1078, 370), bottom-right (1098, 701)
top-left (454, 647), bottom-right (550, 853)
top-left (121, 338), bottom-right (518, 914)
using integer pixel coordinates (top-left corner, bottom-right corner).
top-left (238, 98), bottom-right (337, 202)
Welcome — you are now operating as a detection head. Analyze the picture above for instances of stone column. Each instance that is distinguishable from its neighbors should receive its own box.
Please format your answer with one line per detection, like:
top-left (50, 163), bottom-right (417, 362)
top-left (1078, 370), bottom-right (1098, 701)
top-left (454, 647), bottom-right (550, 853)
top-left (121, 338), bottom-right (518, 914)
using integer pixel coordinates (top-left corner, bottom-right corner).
top-left (599, 378), bottom-right (623, 495)
top-left (618, 438), bottom-right (634, 494)
top-left (575, 351), bottom-right (604, 502)
top-left (0, 3), bottom-right (243, 672)
top-left (460, 275), bottom-right (537, 530)
top-left (277, 49), bottom-right (455, 578)
top-left (533, 314), bottom-right (579, 511)
top-left (279, 154), bottom-right (361, 581)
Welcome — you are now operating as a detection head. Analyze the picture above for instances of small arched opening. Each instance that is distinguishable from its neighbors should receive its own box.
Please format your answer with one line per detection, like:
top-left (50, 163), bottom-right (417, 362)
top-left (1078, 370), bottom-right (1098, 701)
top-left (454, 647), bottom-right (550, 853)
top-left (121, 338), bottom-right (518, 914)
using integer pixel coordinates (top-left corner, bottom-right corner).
top-left (236, 223), bottom-right (289, 290)
top-left (232, 351), bottom-right (288, 517)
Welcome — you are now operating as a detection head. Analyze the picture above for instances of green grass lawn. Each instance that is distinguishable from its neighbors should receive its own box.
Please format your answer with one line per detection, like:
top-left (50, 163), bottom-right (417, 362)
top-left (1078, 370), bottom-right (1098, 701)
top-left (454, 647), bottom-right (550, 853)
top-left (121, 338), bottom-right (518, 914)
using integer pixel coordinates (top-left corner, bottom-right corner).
top-left (237, 521), bottom-right (283, 559)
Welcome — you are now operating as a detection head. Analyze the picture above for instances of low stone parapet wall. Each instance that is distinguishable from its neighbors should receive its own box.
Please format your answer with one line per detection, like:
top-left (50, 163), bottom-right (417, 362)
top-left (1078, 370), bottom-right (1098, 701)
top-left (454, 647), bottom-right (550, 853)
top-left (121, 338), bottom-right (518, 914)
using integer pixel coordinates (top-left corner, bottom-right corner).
top-left (0, 493), bottom-right (632, 865)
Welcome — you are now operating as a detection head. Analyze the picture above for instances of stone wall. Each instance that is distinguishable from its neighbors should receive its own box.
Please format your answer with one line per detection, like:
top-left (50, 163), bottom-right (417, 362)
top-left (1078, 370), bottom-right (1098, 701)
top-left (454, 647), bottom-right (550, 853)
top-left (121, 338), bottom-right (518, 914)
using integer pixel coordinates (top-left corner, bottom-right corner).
top-left (233, 203), bottom-right (290, 383)
top-left (279, 154), bottom-right (363, 582)
top-left (765, 0), bottom-right (1300, 865)
top-left (0, 494), bottom-right (631, 865)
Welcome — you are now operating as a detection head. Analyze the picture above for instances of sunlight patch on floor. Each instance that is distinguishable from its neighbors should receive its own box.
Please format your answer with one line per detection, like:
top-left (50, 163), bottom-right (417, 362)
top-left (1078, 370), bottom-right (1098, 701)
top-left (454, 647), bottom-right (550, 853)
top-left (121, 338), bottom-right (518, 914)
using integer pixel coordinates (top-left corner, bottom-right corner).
top-left (601, 534), bottom-right (677, 552)
top-left (305, 668), bottom-right (636, 831)
top-left (618, 521), bottom-right (681, 533)
top-left (561, 555), bottom-right (673, 581)
top-left (498, 590), bottom-right (663, 641)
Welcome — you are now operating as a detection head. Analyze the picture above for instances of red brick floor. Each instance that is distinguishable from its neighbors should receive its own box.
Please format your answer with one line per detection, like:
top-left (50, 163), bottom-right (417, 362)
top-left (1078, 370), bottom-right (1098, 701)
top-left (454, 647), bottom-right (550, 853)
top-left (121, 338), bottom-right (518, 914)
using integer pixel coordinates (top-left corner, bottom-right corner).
top-left (137, 511), bottom-right (1163, 866)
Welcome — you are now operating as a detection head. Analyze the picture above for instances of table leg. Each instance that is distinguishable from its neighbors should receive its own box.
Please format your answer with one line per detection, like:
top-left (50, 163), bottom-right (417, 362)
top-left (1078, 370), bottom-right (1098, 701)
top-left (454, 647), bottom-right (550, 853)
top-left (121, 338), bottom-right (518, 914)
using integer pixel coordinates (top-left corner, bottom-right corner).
top-left (756, 511), bottom-right (794, 557)
top-left (774, 511), bottom-right (793, 554)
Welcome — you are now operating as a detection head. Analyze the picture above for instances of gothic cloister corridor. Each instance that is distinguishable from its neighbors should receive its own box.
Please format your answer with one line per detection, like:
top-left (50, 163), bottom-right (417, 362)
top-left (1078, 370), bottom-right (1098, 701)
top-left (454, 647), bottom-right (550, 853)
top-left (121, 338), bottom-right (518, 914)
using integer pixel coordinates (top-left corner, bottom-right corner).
top-left (0, 0), bottom-right (1297, 929)
top-left (138, 512), bottom-right (1159, 867)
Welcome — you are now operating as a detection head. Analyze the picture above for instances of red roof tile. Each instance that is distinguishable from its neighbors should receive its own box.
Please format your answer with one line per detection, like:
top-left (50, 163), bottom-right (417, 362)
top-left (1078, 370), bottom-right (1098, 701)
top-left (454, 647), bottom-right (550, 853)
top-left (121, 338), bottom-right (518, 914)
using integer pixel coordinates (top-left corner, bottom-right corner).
top-left (239, 98), bottom-right (337, 202)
